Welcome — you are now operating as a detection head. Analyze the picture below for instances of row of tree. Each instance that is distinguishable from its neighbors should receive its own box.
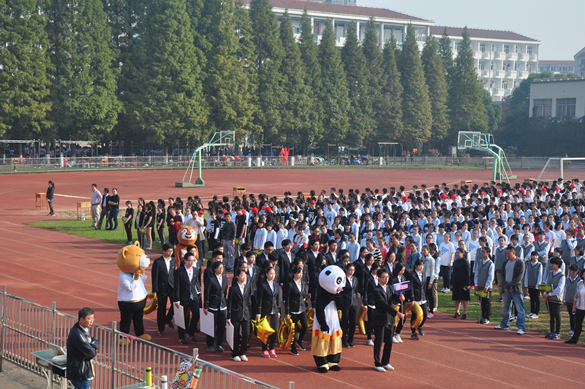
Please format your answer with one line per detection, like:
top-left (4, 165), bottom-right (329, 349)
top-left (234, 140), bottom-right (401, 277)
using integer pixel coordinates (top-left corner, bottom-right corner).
top-left (1, 0), bottom-right (499, 154)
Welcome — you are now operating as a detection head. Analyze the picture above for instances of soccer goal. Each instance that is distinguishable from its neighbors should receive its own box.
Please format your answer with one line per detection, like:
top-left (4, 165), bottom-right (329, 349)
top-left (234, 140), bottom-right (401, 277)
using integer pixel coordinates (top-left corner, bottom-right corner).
top-left (536, 157), bottom-right (585, 181)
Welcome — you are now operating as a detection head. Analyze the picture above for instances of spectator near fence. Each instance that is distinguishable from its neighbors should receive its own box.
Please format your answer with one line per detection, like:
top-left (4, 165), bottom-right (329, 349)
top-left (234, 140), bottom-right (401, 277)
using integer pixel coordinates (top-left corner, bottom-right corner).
top-left (66, 307), bottom-right (99, 389)
top-left (90, 184), bottom-right (102, 228)
top-left (46, 181), bottom-right (55, 216)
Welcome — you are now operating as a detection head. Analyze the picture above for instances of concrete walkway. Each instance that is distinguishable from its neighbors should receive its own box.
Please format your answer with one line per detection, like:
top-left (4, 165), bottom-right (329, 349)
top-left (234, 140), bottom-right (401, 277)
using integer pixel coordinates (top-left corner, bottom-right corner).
top-left (0, 361), bottom-right (46, 389)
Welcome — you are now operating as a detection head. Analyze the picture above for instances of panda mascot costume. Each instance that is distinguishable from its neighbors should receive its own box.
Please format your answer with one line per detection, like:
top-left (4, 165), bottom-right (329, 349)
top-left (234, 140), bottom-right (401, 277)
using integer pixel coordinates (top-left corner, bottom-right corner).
top-left (312, 265), bottom-right (349, 373)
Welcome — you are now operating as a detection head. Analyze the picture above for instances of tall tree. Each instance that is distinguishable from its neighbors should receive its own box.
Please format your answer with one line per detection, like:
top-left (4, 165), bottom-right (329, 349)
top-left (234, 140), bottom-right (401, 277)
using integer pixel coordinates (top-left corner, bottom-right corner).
top-left (421, 34), bottom-right (450, 150)
top-left (318, 19), bottom-right (350, 145)
top-left (398, 25), bottom-right (432, 150)
top-left (47, 0), bottom-right (121, 147)
top-left (483, 90), bottom-right (502, 133)
top-left (249, 0), bottom-right (285, 143)
top-left (298, 8), bottom-right (323, 149)
top-left (438, 27), bottom-right (455, 82)
top-left (341, 22), bottom-right (372, 147)
top-left (130, 0), bottom-right (207, 149)
top-left (0, 0), bottom-right (52, 140)
top-left (361, 18), bottom-right (383, 149)
top-left (449, 27), bottom-right (488, 141)
top-left (376, 36), bottom-right (403, 144)
top-left (278, 11), bottom-right (313, 149)
top-left (204, 0), bottom-right (255, 141)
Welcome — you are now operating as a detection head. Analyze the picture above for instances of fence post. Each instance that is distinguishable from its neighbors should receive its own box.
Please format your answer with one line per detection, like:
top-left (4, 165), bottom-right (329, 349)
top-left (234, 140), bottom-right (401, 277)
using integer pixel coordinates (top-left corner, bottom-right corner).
top-left (111, 321), bottom-right (117, 389)
top-left (51, 301), bottom-right (57, 345)
top-left (0, 285), bottom-right (6, 372)
top-left (289, 382), bottom-right (295, 389)
top-left (192, 348), bottom-right (198, 362)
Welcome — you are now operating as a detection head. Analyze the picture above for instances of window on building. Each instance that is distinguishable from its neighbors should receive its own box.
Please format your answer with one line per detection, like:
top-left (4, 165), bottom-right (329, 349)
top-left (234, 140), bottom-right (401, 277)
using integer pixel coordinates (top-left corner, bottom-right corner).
top-left (556, 98), bottom-right (576, 117)
top-left (532, 99), bottom-right (552, 117)
top-left (456, 42), bottom-right (461, 51)
top-left (294, 27), bottom-right (300, 34)
top-left (480, 43), bottom-right (486, 52)
top-left (491, 44), bottom-right (496, 52)
top-left (503, 81), bottom-right (508, 89)
top-left (527, 46), bottom-right (533, 55)
top-left (514, 45), bottom-right (518, 53)
top-left (581, 59), bottom-right (585, 65)
top-left (569, 67), bottom-right (574, 72)
top-left (504, 45), bottom-right (510, 53)
top-left (479, 62), bottom-right (485, 70)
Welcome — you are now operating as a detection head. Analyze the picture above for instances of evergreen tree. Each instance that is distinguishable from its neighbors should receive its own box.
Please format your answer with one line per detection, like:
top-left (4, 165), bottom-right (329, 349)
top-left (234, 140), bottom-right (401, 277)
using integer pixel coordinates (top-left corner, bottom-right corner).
top-left (46, 0), bottom-right (121, 147)
top-left (318, 19), bottom-right (350, 145)
top-left (278, 11), bottom-right (313, 148)
top-left (0, 0), bottom-right (52, 139)
top-left (362, 17), bottom-right (383, 88)
top-left (205, 0), bottom-right (255, 141)
top-left (438, 28), bottom-right (455, 81)
top-left (377, 36), bottom-right (403, 143)
top-left (449, 27), bottom-right (488, 141)
top-left (483, 89), bottom-right (502, 133)
top-left (341, 22), bottom-right (373, 147)
top-left (131, 0), bottom-right (207, 148)
top-left (249, 0), bottom-right (285, 143)
top-left (398, 25), bottom-right (432, 150)
top-left (298, 8), bottom-right (323, 149)
top-left (421, 35), bottom-right (450, 150)
top-left (186, 0), bottom-right (211, 74)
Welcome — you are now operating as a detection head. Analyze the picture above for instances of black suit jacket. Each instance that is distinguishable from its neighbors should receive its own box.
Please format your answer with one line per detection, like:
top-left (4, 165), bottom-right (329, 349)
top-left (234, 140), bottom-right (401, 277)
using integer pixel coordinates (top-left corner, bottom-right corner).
top-left (227, 283), bottom-right (251, 321)
top-left (363, 272), bottom-right (378, 306)
top-left (204, 273), bottom-right (228, 310)
top-left (392, 244), bottom-right (407, 263)
top-left (278, 250), bottom-right (295, 285)
top-left (407, 271), bottom-right (425, 302)
top-left (151, 256), bottom-right (176, 295)
top-left (342, 276), bottom-right (360, 308)
top-left (256, 252), bottom-right (269, 269)
top-left (173, 265), bottom-right (201, 306)
top-left (284, 280), bottom-right (307, 315)
top-left (325, 252), bottom-right (336, 266)
top-left (257, 280), bottom-right (280, 317)
top-left (371, 284), bottom-right (399, 328)
top-left (354, 259), bottom-right (368, 295)
top-left (306, 250), bottom-right (321, 294)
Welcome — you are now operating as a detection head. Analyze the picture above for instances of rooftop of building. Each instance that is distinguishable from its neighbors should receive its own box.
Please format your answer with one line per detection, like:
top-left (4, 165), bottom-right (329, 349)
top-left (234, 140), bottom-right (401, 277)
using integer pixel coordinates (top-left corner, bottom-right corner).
top-left (429, 25), bottom-right (539, 43)
top-left (243, 0), bottom-right (432, 23)
top-left (531, 77), bottom-right (585, 84)
top-left (538, 60), bottom-right (575, 65)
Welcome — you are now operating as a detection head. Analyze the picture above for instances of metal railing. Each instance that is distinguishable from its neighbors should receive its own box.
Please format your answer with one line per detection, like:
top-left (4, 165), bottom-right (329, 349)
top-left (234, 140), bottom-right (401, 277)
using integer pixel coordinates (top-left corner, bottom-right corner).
top-left (0, 286), bottom-right (282, 389)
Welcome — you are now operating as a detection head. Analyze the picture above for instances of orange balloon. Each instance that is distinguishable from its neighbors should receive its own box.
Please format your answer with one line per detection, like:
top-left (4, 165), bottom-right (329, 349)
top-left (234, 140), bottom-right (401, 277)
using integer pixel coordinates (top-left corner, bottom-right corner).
top-left (413, 148), bottom-right (418, 153)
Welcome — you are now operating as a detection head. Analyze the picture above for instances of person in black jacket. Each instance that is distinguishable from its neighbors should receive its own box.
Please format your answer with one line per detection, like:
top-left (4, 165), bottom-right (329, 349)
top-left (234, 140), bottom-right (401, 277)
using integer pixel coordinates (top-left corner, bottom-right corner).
top-left (406, 259), bottom-right (428, 340)
top-left (46, 180), bottom-right (55, 216)
top-left (203, 260), bottom-right (228, 352)
top-left (341, 263), bottom-right (360, 348)
top-left (173, 252), bottom-right (201, 344)
top-left (152, 244), bottom-right (176, 336)
top-left (227, 269), bottom-right (252, 361)
top-left (284, 266), bottom-right (308, 355)
top-left (278, 239), bottom-right (295, 286)
top-left (66, 307), bottom-right (99, 389)
top-left (372, 269), bottom-right (405, 372)
top-left (390, 263), bottom-right (407, 343)
top-left (363, 257), bottom-right (379, 345)
top-left (256, 266), bottom-right (280, 358)
top-left (221, 213), bottom-right (236, 271)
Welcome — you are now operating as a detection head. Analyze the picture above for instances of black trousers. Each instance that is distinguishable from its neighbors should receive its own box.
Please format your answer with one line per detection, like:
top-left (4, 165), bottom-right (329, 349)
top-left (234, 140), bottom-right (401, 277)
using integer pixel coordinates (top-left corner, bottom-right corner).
top-left (118, 299), bottom-right (146, 336)
top-left (341, 305), bottom-right (359, 345)
top-left (566, 304), bottom-right (576, 331)
top-left (97, 207), bottom-right (109, 229)
top-left (124, 222), bottom-right (133, 242)
top-left (231, 318), bottom-right (250, 357)
top-left (156, 292), bottom-right (175, 332)
top-left (365, 308), bottom-right (375, 340)
top-left (373, 324), bottom-right (394, 367)
top-left (569, 309), bottom-right (585, 341)
top-left (481, 291), bottom-right (492, 320)
top-left (262, 314), bottom-right (279, 351)
top-left (169, 230), bottom-right (178, 246)
top-left (549, 301), bottom-right (562, 334)
top-left (411, 303), bottom-right (428, 331)
top-left (395, 304), bottom-right (405, 335)
top-left (291, 311), bottom-right (308, 351)
top-left (528, 287), bottom-right (540, 315)
top-left (178, 300), bottom-right (200, 340)
top-left (157, 225), bottom-right (165, 245)
top-left (426, 277), bottom-right (436, 314)
top-left (206, 309), bottom-right (226, 347)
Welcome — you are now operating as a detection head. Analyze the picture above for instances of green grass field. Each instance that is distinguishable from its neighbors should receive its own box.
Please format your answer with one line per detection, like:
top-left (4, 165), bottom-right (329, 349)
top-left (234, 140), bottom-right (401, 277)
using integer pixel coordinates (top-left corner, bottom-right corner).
top-left (29, 219), bottom-right (585, 343)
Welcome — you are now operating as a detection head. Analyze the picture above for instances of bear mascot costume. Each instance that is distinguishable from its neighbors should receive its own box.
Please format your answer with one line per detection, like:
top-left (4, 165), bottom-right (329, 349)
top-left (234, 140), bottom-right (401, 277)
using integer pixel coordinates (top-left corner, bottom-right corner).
top-left (175, 225), bottom-right (198, 269)
top-left (312, 265), bottom-right (349, 373)
top-left (117, 241), bottom-right (152, 344)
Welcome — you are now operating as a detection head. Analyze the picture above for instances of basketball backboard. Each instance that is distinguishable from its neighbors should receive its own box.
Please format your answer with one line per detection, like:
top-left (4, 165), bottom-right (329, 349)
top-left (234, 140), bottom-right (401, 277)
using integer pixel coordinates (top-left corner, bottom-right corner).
top-left (457, 131), bottom-right (490, 150)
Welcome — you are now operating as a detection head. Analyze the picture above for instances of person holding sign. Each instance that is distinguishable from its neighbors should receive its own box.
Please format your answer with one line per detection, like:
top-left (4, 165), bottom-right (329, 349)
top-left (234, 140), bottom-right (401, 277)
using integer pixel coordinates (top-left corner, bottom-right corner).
top-left (542, 257), bottom-right (565, 340)
top-left (257, 266), bottom-right (280, 358)
top-left (227, 269), bottom-right (251, 361)
top-left (407, 259), bottom-right (427, 340)
top-left (390, 264), bottom-right (407, 343)
top-left (474, 247), bottom-right (495, 324)
top-left (450, 248), bottom-right (470, 319)
top-left (203, 261), bottom-right (228, 352)
top-left (173, 252), bottom-right (201, 344)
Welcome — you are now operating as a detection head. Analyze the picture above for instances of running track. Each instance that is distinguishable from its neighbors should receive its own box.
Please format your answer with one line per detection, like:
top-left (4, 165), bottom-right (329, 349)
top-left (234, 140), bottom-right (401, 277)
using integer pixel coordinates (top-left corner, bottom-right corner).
top-left (1, 168), bottom-right (583, 389)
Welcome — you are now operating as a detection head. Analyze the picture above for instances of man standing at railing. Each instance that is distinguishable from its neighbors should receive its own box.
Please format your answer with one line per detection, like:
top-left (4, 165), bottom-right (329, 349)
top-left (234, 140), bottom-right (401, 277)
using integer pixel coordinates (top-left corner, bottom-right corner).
top-left (90, 184), bottom-right (102, 228)
top-left (67, 307), bottom-right (99, 389)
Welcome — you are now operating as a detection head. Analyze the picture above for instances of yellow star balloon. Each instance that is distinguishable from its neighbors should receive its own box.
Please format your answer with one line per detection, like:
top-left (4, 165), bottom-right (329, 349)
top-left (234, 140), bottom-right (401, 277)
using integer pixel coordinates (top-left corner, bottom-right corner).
top-left (251, 316), bottom-right (275, 344)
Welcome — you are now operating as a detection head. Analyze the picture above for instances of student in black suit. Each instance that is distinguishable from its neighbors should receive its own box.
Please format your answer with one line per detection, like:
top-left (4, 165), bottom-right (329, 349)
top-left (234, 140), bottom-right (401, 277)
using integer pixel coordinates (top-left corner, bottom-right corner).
top-left (152, 244), bottom-right (176, 336)
top-left (325, 239), bottom-right (338, 265)
top-left (406, 259), bottom-right (428, 340)
top-left (227, 269), bottom-right (252, 362)
top-left (172, 252), bottom-right (201, 344)
top-left (278, 239), bottom-right (295, 286)
top-left (233, 243), bottom-right (251, 275)
top-left (284, 266), bottom-right (308, 355)
top-left (204, 250), bottom-right (224, 283)
top-left (203, 261), bottom-right (228, 353)
top-left (305, 239), bottom-right (322, 300)
top-left (256, 266), bottom-right (280, 358)
top-left (372, 268), bottom-right (405, 372)
top-left (256, 241), bottom-right (274, 270)
top-left (354, 247), bottom-right (370, 296)
top-left (363, 256), bottom-right (379, 345)
top-left (341, 263), bottom-right (360, 348)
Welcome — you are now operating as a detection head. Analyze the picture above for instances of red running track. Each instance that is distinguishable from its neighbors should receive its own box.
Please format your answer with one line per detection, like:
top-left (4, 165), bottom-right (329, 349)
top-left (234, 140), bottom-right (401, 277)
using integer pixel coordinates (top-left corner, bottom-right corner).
top-left (1, 168), bottom-right (583, 389)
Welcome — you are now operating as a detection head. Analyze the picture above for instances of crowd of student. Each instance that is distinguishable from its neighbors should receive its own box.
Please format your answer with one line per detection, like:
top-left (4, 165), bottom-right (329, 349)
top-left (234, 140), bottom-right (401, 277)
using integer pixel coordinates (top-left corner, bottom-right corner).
top-left (135, 178), bottom-right (585, 367)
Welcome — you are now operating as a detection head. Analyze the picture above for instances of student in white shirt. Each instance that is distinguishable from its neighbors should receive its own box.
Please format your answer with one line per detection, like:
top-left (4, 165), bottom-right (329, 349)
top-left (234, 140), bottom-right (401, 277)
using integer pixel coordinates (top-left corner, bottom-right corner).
top-left (438, 233), bottom-right (456, 293)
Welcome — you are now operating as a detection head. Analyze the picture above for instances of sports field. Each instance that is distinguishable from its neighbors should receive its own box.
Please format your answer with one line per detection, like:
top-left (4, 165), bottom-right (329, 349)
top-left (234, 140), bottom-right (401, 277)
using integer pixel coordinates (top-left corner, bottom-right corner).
top-left (1, 168), bottom-right (584, 389)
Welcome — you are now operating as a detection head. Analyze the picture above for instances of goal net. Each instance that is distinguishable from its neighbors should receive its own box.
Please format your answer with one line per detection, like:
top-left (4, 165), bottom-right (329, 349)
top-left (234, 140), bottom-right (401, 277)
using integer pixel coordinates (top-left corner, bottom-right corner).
top-left (536, 157), bottom-right (585, 181)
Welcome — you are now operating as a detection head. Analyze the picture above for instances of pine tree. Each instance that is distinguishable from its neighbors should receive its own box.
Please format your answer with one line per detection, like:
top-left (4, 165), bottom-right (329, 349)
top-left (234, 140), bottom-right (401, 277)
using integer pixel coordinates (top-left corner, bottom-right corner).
top-left (398, 25), bottom-right (432, 150)
top-left (0, 0), bottom-right (52, 139)
top-left (249, 0), bottom-right (285, 143)
top-left (205, 0), bottom-right (255, 141)
top-left (278, 11), bottom-right (313, 149)
top-left (438, 28), bottom-right (455, 82)
top-left (341, 22), bottom-right (372, 147)
top-left (377, 36), bottom-right (403, 143)
top-left (318, 19), bottom-right (350, 145)
top-left (186, 0), bottom-right (211, 74)
top-left (298, 8), bottom-right (323, 150)
top-left (449, 27), bottom-right (488, 141)
top-left (421, 35), bottom-right (450, 150)
top-left (131, 0), bottom-right (208, 148)
top-left (47, 0), bottom-right (121, 146)
top-left (362, 18), bottom-right (384, 148)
